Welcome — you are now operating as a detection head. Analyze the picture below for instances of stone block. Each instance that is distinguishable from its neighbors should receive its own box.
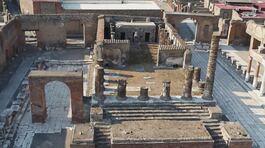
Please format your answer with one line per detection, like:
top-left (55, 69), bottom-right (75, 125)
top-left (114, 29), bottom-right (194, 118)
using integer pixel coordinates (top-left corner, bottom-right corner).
top-left (221, 122), bottom-right (252, 148)
top-left (208, 106), bottom-right (222, 120)
top-left (90, 107), bottom-right (103, 122)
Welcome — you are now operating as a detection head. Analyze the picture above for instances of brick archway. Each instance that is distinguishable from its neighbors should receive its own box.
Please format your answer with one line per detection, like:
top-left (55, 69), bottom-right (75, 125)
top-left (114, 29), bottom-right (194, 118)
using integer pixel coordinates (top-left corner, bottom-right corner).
top-left (28, 70), bottom-right (83, 123)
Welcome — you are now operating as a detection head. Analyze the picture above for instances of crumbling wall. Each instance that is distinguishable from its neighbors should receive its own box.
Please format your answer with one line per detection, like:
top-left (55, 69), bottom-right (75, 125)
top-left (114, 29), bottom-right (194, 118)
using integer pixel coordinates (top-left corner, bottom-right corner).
top-left (33, 1), bottom-right (62, 14)
top-left (158, 45), bottom-right (186, 66)
top-left (18, 14), bottom-right (98, 48)
top-left (0, 19), bottom-right (25, 72)
top-left (164, 12), bottom-right (218, 43)
top-left (101, 39), bottom-right (130, 66)
top-left (227, 20), bottom-right (250, 45)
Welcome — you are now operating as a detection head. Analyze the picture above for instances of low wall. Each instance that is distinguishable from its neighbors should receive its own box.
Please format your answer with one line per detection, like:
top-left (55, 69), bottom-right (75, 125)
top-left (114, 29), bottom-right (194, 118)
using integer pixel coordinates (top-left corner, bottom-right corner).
top-left (101, 39), bottom-right (130, 66)
top-left (158, 45), bottom-right (185, 66)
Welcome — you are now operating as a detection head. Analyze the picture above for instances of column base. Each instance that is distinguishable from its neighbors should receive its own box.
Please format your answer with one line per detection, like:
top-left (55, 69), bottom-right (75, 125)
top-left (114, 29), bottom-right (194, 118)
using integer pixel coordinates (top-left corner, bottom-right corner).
top-left (202, 94), bottom-right (213, 100)
top-left (116, 96), bottom-right (127, 101)
top-left (160, 96), bottom-right (171, 101)
top-left (138, 96), bottom-right (149, 101)
top-left (181, 96), bottom-right (192, 101)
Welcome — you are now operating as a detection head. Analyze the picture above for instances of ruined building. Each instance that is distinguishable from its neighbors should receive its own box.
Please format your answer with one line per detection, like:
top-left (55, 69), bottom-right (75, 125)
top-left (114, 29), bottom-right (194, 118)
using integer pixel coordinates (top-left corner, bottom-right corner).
top-left (0, 0), bottom-right (254, 148)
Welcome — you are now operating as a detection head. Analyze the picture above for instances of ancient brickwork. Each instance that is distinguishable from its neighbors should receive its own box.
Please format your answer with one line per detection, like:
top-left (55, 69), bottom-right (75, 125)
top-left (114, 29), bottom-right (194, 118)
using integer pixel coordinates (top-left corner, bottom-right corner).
top-left (165, 12), bottom-right (218, 43)
top-left (101, 39), bottom-right (130, 66)
top-left (18, 14), bottom-right (98, 48)
top-left (203, 32), bottom-right (220, 99)
top-left (0, 19), bottom-right (25, 72)
top-left (28, 71), bottom-right (84, 123)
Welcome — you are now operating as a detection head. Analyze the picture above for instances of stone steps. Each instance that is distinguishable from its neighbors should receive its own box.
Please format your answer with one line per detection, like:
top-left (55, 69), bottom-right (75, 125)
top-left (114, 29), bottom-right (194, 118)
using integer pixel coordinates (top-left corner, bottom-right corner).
top-left (105, 109), bottom-right (208, 113)
top-left (203, 120), bottom-right (227, 148)
top-left (110, 116), bottom-right (204, 121)
top-left (140, 43), bottom-right (159, 64)
top-left (104, 103), bottom-right (211, 121)
top-left (107, 112), bottom-right (209, 117)
top-left (94, 122), bottom-right (111, 148)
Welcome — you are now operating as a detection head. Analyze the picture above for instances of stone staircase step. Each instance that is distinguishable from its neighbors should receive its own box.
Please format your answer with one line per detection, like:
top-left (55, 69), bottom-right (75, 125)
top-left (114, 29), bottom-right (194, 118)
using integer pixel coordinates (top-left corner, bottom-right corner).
top-left (105, 109), bottom-right (208, 113)
top-left (104, 106), bottom-right (208, 110)
top-left (107, 112), bottom-right (210, 117)
top-left (111, 116), bottom-right (202, 121)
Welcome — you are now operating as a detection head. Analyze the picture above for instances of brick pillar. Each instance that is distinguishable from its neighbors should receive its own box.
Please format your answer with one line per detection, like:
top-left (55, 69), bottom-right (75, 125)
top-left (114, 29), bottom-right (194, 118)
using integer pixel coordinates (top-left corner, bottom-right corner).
top-left (203, 32), bottom-right (220, 100)
top-left (138, 86), bottom-right (149, 101)
top-left (95, 66), bottom-right (104, 100)
top-left (117, 79), bottom-right (127, 100)
top-left (193, 67), bottom-right (201, 83)
top-left (245, 56), bottom-right (253, 82)
top-left (253, 62), bottom-right (260, 88)
top-left (182, 66), bottom-right (194, 100)
top-left (183, 48), bottom-right (192, 68)
top-left (160, 80), bottom-right (171, 100)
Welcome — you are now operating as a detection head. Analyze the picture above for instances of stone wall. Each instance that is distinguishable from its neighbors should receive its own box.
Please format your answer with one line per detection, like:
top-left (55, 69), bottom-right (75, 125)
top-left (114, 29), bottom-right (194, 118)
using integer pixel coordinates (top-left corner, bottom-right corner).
top-left (0, 19), bottom-right (25, 72)
top-left (33, 0), bottom-right (63, 14)
top-left (165, 12), bottom-right (218, 43)
top-left (18, 14), bottom-right (98, 47)
top-left (28, 71), bottom-right (84, 123)
top-left (158, 45), bottom-right (186, 66)
top-left (227, 20), bottom-right (250, 45)
top-left (101, 39), bottom-right (130, 66)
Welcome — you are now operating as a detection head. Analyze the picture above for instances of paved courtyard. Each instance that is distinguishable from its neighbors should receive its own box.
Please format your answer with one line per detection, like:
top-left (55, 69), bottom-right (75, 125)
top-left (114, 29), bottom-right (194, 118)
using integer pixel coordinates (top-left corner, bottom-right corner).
top-left (193, 50), bottom-right (265, 147)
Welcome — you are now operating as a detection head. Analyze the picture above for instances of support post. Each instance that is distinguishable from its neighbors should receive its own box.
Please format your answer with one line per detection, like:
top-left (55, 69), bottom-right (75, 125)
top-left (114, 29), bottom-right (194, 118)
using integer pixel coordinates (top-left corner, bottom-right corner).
top-left (138, 87), bottom-right (149, 101)
top-left (117, 79), bottom-right (127, 100)
top-left (253, 62), bottom-right (260, 88)
top-left (202, 32), bottom-right (220, 100)
top-left (160, 80), bottom-right (171, 100)
top-left (182, 66), bottom-right (194, 100)
top-left (193, 67), bottom-right (201, 83)
top-left (245, 56), bottom-right (253, 82)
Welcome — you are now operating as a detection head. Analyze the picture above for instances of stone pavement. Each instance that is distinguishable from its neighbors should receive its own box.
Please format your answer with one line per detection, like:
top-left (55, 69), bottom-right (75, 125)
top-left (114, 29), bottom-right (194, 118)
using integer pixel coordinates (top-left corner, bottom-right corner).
top-left (0, 55), bottom-right (37, 112)
top-left (14, 81), bottom-right (73, 148)
top-left (192, 50), bottom-right (265, 147)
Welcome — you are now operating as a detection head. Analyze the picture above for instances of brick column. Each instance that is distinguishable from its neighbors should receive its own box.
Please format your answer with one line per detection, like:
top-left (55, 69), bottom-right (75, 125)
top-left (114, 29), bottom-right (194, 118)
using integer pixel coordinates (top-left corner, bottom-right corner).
top-left (203, 32), bottom-right (220, 100)
top-left (245, 56), bottom-right (253, 82)
top-left (253, 62), bottom-right (260, 88)
top-left (193, 67), bottom-right (201, 83)
top-left (160, 80), bottom-right (171, 100)
top-left (117, 79), bottom-right (127, 100)
top-left (182, 66), bottom-right (194, 100)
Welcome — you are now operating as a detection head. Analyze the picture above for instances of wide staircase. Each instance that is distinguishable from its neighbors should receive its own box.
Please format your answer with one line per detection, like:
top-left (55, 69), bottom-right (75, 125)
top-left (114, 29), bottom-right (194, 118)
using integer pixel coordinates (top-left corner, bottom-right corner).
top-left (104, 103), bottom-right (210, 121)
top-left (94, 122), bottom-right (111, 148)
top-left (139, 43), bottom-right (159, 65)
top-left (203, 119), bottom-right (227, 148)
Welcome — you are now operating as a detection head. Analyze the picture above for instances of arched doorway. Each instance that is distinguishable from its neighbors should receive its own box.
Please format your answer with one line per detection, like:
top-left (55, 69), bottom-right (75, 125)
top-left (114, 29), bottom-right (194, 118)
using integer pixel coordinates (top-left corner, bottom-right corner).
top-left (29, 70), bottom-right (83, 123)
top-left (176, 18), bottom-right (197, 43)
top-left (44, 81), bottom-right (72, 123)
